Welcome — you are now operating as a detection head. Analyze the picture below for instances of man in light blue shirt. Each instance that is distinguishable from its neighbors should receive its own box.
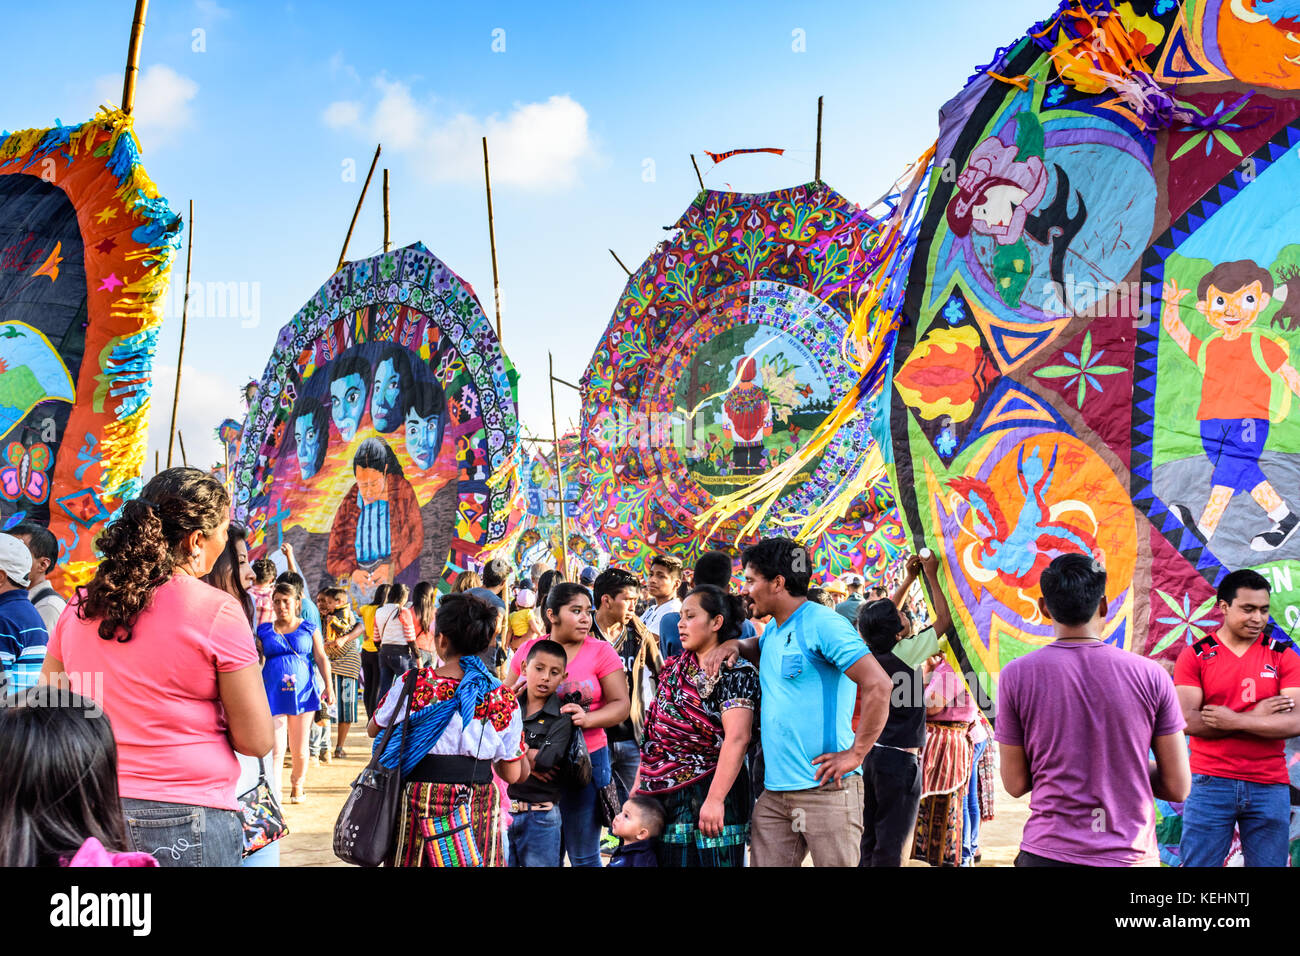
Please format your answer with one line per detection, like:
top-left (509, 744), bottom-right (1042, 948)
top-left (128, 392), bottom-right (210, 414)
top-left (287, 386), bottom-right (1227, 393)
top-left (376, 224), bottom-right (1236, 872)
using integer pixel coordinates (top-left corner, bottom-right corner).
top-left (711, 537), bottom-right (891, 866)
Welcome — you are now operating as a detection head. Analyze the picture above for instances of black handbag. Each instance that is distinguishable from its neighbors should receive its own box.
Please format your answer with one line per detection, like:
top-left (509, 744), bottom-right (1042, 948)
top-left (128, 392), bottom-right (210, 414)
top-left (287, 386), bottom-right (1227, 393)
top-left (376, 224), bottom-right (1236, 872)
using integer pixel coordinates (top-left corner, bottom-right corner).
top-left (596, 776), bottom-right (621, 828)
top-left (333, 668), bottom-right (417, 866)
top-left (560, 694), bottom-right (593, 788)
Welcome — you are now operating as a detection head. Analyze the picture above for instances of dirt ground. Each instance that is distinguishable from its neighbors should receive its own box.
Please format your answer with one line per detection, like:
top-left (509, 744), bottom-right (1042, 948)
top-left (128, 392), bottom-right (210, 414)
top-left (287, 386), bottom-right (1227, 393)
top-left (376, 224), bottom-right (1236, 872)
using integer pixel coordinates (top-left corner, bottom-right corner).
top-left (277, 735), bottom-right (1030, 867)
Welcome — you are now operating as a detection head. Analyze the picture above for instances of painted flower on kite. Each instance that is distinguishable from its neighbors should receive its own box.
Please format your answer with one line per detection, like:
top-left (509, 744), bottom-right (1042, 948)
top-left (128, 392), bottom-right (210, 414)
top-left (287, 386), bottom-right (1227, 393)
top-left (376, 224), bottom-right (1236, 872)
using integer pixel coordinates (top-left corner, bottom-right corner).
top-left (434, 351), bottom-right (463, 386)
top-left (1150, 591), bottom-right (1219, 655)
top-left (378, 254), bottom-right (398, 282)
top-left (1032, 332), bottom-right (1125, 408)
top-left (1114, 2), bottom-right (1165, 57)
top-left (936, 424), bottom-right (958, 457)
top-left (1171, 97), bottom-right (1250, 161)
top-left (1044, 84), bottom-right (1066, 107)
top-left (895, 325), bottom-right (997, 423)
top-left (943, 296), bottom-right (966, 325)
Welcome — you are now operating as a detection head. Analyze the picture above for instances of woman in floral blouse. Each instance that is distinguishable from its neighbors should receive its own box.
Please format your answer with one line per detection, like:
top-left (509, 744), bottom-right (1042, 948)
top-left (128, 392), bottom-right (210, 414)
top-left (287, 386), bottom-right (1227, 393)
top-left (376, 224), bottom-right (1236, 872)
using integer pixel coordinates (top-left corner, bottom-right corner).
top-left (635, 584), bottom-right (759, 866)
top-left (368, 593), bottom-right (528, 866)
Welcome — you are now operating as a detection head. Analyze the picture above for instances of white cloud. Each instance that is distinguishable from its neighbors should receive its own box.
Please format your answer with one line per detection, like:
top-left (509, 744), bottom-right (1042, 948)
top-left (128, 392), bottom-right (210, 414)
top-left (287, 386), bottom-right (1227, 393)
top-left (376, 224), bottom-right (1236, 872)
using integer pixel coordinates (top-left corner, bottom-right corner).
top-left (322, 100), bottom-right (362, 129)
top-left (323, 78), bottom-right (595, 190)
top-left (94, 64), bottom-right (199, 148)
top-left (146, 362), bottom-right (243, 473)
top-left (195, 0), bottom-right (231, 21)
top-left (328, 51), bottom-right (360, 85)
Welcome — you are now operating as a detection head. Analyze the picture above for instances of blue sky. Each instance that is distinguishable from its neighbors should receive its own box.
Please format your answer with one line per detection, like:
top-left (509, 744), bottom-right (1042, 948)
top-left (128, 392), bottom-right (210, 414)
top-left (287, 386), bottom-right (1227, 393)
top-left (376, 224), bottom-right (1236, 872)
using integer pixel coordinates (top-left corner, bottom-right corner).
top-left (1, 0), bottom-right (1049, 468)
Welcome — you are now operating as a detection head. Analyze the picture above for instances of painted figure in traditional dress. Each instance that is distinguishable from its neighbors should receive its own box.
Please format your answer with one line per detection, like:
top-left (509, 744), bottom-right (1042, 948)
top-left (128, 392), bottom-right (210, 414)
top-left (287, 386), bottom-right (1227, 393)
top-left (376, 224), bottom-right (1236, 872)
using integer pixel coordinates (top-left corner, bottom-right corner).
top-left (721, 357), bottom-right (771, 476)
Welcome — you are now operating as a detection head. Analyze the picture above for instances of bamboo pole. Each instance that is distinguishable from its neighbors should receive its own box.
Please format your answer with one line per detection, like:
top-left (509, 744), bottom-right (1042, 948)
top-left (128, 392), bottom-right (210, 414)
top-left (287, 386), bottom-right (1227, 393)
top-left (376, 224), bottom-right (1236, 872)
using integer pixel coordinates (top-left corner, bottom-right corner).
top-left (609, 249), bottom-right (632, 276)
top-left (549, 352), bottom-right (568, 574)
top-left (483, 137), bottom-right (503, 343)
top-left (690, 153), bottom-right (705, 192)
top-left (167, 199), bottom-right (194, 468)
top-left (337, 143), bottom-right (382, 271)
top-left (382, 168), bottom-right (391, 252)
top-left (177, 430), bottom-right (189, 468)
top-left (121, 0), bottom-right (149, 116)
top-left (815, 95), bottom-right (824, 181)
top-left (155, 449), bottom-right (160, 476)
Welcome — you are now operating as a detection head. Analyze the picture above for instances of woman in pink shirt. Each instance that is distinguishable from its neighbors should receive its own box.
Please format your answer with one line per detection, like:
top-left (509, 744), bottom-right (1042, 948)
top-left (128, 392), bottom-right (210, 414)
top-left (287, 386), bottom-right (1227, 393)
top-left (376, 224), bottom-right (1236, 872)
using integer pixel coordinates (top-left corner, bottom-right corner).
top-left (40, 468), bottom-right (274, 868)
top-left (506, 582), bottom-right (628, 866)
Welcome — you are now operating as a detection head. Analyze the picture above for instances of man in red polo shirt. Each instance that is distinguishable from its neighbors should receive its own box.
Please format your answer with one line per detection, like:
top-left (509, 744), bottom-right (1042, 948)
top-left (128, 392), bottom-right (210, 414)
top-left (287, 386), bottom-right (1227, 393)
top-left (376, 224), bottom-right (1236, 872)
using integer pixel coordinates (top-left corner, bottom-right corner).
top-left (1174, 569), bottom-right (1300, 867)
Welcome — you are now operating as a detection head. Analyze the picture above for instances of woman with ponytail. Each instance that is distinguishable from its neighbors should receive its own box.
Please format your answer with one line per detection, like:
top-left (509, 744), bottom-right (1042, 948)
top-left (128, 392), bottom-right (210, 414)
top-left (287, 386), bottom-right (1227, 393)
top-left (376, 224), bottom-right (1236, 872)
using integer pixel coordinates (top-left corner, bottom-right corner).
top-left (634, 584), bottom-right (759, 866)
top-left (39, 468), bottom-right (274, 867)
top-left (367, 592), bottom-right (528, 866)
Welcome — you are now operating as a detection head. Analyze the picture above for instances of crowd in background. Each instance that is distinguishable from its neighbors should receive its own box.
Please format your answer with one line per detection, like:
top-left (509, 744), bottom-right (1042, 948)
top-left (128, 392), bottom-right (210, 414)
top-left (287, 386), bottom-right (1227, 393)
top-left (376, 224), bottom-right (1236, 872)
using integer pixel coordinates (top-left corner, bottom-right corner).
top-left (0, 466), bottom-right (1296, 868)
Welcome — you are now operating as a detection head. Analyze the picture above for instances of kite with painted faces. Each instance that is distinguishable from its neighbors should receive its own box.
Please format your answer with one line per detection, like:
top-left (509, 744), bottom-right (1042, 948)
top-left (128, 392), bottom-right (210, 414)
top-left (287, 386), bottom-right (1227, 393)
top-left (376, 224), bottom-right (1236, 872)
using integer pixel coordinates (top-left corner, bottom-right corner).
top-left (232, 241), bottom-right (523, 600)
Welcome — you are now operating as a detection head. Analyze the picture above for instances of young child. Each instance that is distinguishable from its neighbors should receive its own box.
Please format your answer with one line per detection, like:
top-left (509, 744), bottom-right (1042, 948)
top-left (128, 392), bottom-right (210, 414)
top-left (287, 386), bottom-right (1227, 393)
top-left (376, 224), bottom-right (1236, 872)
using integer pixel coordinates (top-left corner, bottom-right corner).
top-left (310, 589), bottom-right (342, 764)
top-left (607, 796), bottom-right (665, 867)
top-left (508, 589), bottom-right (542, 652)
top-left (0, 685), bottom-right (158, 867)
top-left (323, 586), bottom-right (363, 758)
top-left (506, 640), bottom-right (575, 867)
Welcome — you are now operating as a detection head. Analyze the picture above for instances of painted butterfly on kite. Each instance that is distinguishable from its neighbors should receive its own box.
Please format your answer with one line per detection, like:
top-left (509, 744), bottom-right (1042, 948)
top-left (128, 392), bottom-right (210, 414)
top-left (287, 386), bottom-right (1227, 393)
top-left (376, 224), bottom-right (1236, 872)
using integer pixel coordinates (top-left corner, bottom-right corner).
top-left (0, 441), bottom-right (52, 504)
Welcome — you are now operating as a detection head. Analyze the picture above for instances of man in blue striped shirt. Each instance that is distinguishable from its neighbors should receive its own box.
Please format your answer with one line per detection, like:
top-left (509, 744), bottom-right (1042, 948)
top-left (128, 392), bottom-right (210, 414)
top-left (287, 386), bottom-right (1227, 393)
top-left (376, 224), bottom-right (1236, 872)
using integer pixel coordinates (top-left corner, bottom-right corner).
top-left (0, 533), bottom-right (48, 694)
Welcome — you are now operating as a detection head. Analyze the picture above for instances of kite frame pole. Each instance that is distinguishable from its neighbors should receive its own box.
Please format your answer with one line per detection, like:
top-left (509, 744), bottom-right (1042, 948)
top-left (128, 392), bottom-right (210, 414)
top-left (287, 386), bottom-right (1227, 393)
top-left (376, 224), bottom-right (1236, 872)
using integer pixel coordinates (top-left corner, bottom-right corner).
top-left (337, 143), bottom-right (382, 271)
top-left (483, 137), bottom-right (503, 343)
top-left (122, 0), bottom-right (148, 115)
top-left (382, 168), bottom-right (391, 252)
top-left (609, 249), bottom-right (632, 276)
top-left (690, 153), bottom-right (705, 192)
top-left (167, 199), bottom-right (194, 468)
top-left (815, 95), bottom-right (824, 181)
top-left (549, 352), bottom-right (568, 573)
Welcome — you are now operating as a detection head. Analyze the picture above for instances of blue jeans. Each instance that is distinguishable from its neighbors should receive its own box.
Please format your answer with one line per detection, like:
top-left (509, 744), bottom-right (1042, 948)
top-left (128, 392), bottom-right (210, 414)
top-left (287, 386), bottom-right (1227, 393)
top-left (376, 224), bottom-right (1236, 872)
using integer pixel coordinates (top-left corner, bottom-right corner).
top-left (1181, 773), bottom-right (1290, 867)
top-left (560, 743), bottom-right (612, 867)
top-left (961, 738), bottom-right (987, 866)
top-left (378, 645), bottom-right (418, 702)
top-left (608, 737), bottom-right (641, 810)
top-left (508, 805), bottom-right (563, 867)
top-left (240, 843), bottom-right (281, 867)
top-left (121, 798), bottom-right (243, 867)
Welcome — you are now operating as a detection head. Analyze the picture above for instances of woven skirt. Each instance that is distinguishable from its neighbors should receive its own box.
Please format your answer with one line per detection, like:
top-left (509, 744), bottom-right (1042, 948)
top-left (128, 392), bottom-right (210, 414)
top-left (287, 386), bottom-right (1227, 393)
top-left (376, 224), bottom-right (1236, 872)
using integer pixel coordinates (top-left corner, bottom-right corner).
top-left (390, 780), bottom-right (505, 867)
top-left (910, 721), bottom-right (974, 868)
top-left (646, 770), bottom-right (751, 868)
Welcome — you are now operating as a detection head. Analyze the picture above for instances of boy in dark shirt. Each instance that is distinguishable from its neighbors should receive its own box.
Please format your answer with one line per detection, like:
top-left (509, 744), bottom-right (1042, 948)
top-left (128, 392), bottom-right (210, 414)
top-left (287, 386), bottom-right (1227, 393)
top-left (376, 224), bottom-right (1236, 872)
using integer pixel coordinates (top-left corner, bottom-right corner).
top-left (607, 796), bottom-right (665, 867)
top-left (507, 640), bottom-right (575, 867)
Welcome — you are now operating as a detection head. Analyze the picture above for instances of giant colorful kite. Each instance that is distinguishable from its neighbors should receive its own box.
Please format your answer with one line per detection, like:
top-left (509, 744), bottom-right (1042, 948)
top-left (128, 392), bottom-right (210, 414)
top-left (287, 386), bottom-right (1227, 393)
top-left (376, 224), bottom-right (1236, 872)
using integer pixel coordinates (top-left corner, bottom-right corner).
top-left (231, 241), bottom-right (522, 600)
top-left (502, 432), bottom-right (609, 573)
top-left (887, 0), bottom-right (1300, 707)
top-left (0, 109), bottom-right (181, 588)
top-left (579, 181), bottom-right (918, 576)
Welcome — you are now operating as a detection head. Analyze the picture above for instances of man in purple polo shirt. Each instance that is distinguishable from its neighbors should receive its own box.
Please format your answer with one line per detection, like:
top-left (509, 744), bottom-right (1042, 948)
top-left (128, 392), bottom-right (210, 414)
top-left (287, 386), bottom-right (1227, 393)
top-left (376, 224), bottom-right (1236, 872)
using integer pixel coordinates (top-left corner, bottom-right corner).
top-left (996, 553), bottom-right (1190, 866)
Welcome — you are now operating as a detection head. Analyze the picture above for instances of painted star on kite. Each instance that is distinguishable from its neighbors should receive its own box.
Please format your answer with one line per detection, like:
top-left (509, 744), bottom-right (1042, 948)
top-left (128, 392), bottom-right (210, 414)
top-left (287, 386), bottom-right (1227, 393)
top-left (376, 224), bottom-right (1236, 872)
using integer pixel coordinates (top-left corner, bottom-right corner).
top-left (99, 273), bottom-right (123, 292)
top-left (95, 237), bottom-right (117, 255)
top-left (94, 206), bottom-right (118, 224)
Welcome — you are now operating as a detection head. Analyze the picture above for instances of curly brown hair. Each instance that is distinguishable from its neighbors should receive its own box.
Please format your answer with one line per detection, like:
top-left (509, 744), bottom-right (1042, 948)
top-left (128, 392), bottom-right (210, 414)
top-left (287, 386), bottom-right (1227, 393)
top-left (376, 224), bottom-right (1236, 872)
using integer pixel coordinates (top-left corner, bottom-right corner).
top-left (78, 468), bottom-right (231, 642)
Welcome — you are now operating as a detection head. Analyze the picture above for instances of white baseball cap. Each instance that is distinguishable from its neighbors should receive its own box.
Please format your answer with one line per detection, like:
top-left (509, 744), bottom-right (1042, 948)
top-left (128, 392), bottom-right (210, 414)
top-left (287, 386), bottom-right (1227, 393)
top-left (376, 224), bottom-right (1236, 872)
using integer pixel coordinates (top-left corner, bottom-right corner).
top-left (843, 574), bottom-right (864, 587)
top-left (0, 533), bottom-right (33, 587)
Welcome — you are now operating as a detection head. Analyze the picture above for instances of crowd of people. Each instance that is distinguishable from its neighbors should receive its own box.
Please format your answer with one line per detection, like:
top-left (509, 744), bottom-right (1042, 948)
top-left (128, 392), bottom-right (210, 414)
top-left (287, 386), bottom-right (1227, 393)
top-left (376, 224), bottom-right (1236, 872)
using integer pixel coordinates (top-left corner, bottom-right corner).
top-left (0, 466), bottom-right (1296, 868)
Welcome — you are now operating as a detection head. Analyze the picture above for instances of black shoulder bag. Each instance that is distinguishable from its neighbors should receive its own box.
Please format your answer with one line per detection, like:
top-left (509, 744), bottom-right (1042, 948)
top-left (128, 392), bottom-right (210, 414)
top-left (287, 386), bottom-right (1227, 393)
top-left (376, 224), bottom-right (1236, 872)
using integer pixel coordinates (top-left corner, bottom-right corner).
top-left (333, 667), bottom-right (417, 866)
